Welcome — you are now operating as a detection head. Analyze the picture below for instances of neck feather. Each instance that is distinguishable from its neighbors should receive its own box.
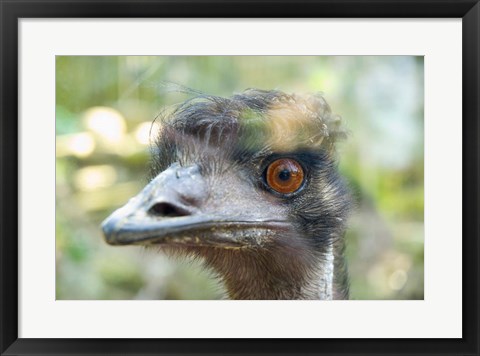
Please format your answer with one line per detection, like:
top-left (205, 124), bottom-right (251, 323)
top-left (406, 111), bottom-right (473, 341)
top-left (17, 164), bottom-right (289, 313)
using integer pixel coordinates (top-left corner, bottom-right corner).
top-left (200, 241), bottom-right (347, 300)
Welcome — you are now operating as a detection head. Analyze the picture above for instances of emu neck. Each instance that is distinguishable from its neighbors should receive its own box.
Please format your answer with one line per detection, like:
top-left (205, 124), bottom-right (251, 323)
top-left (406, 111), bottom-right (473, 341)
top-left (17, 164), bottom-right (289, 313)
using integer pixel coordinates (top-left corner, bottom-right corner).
top-left (199, 244), bottom-right (342, 300)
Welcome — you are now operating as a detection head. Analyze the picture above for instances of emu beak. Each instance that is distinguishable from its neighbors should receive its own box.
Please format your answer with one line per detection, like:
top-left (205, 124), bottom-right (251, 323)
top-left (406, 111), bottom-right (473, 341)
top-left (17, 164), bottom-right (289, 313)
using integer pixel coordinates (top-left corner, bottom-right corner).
top-left (101, 163), bottom-right (289, 247)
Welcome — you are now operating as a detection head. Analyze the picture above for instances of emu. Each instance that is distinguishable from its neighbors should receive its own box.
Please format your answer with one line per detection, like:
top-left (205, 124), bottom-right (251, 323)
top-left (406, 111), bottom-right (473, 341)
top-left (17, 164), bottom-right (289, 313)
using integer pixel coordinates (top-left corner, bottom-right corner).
top-left (102, 89), bottom-right (351, 300)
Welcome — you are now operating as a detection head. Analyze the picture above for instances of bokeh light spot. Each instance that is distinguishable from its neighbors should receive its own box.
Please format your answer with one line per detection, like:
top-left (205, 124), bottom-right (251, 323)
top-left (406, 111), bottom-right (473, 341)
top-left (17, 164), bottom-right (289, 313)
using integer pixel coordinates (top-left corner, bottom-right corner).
top-left (134, 122), bottom-right (158, 145)
top-left (74, 165), bottom-right (117, 191)
top-left (56, 132), bottom-right (95, 158)
top-left (84, 107), bottom-right (126, 143)
top-left (388, 269), bottom-right (408, 291)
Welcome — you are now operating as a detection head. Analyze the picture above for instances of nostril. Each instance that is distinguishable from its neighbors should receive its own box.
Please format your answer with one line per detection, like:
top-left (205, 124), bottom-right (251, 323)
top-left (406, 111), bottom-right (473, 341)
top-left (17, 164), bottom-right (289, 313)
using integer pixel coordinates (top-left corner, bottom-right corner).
top-left (148, 202), bottom-right (190, 218)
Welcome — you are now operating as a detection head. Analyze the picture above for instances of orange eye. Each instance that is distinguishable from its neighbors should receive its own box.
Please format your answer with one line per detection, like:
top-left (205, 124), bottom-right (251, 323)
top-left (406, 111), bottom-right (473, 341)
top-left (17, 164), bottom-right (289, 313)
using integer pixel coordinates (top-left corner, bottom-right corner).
top-left (266, 158), bottom-right (304, 194)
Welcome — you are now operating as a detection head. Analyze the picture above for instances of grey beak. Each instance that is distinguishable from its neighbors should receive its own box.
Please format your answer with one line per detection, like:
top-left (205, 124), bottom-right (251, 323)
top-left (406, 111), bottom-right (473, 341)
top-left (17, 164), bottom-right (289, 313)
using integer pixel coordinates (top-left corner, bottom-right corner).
top-left (101, 163), bottom-right (210, 245)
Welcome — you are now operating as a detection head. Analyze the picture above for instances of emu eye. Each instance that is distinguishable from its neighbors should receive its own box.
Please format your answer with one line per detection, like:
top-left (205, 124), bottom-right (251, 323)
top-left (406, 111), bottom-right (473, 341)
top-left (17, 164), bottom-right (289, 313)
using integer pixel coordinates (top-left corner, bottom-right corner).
top-left (265, 158), bottom-right (304, 194)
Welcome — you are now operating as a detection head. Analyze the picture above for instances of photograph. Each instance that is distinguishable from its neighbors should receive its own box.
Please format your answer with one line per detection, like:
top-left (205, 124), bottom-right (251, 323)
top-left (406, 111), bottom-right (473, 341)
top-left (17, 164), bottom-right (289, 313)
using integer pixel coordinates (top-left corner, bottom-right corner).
top-left (56, 55), bottom-right (424, 300)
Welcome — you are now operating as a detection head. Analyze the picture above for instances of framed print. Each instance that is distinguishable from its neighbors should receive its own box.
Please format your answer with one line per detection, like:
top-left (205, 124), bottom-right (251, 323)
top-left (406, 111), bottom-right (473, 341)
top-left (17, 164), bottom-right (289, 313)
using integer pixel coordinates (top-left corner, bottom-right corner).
top-left (1, 1), bottom-right (479, 355)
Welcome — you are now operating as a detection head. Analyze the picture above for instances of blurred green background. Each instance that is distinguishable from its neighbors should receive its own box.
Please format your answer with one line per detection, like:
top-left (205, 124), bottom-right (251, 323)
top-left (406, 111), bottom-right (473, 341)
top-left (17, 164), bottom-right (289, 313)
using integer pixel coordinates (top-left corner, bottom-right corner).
top-left (56, 56), bottom-right (424, 300)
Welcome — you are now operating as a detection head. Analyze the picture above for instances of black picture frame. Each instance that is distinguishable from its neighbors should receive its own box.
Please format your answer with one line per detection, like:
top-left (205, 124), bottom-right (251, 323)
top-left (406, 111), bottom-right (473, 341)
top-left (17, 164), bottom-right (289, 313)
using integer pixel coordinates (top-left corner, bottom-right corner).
top-left (1, 1), bottom-right (479, 355)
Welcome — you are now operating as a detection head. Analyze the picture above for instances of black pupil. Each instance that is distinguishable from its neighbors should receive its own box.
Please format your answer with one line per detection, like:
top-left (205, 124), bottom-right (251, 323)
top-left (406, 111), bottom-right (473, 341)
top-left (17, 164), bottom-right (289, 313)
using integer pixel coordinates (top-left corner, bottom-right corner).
top-left (278, 169), bottom-right (291, 181)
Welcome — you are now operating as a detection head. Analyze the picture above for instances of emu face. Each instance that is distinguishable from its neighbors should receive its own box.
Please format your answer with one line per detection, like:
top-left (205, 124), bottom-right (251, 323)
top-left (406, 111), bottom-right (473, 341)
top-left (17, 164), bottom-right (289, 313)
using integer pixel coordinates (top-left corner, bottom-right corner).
top-left (102, 89), bottom-right (351, 299)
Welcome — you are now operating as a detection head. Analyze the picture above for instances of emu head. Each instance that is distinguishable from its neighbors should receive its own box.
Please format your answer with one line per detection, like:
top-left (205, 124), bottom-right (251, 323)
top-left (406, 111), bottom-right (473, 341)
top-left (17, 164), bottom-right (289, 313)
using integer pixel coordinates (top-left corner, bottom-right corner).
top-left (102, 89), bottom-right (351, 299)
